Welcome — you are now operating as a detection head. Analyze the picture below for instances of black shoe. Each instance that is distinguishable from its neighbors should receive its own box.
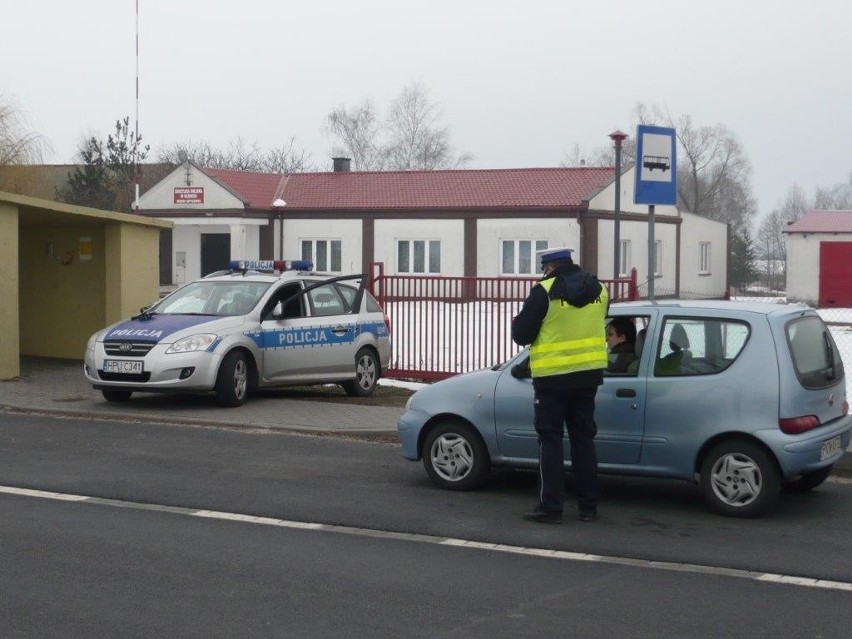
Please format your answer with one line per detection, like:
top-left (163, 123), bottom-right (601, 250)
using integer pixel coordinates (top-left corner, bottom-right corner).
top-left (578, 509), bottom-right (597, 522)
top-left (523, 508), bottom-right (563, 524)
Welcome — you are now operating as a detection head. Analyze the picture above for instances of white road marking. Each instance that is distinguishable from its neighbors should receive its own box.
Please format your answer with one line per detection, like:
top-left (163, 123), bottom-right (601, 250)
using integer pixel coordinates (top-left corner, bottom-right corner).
top-left (2, 484), bottom-right (850, 593)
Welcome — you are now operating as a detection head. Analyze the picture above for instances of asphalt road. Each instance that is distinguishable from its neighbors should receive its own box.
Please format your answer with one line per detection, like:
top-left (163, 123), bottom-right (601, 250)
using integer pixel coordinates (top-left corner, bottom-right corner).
top-left (2, 413), bottom-right (851, 637)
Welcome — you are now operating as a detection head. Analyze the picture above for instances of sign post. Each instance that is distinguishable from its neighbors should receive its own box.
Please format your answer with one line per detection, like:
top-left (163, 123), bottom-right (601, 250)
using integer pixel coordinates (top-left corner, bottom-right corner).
top-left (634, 125), bottom-right (677, 301)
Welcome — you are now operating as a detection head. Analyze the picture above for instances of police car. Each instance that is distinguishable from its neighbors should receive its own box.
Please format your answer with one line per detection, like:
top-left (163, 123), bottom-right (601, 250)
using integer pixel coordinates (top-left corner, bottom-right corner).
top-left (83, 260), bottom-right (392, 407)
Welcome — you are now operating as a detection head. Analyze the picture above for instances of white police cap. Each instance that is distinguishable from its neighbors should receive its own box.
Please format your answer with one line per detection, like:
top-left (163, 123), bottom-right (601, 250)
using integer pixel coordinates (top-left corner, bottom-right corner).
top-left (536, 247), bottom-right (574, 265)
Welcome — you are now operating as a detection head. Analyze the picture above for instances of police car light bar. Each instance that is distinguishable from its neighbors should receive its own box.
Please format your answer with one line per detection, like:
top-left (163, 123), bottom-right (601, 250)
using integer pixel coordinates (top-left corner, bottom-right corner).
top-left (228, 259), bottom-right (314, 272)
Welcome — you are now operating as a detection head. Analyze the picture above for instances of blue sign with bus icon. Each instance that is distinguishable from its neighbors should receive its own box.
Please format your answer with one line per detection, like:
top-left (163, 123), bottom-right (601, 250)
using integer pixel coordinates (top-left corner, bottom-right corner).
top-left (634, 125), bottom-right (677, 205)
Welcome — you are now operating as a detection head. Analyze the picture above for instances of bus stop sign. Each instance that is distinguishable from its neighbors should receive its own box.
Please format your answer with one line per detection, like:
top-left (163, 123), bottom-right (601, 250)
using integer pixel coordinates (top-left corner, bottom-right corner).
top-left (634, 125), bottom-right (677, 205)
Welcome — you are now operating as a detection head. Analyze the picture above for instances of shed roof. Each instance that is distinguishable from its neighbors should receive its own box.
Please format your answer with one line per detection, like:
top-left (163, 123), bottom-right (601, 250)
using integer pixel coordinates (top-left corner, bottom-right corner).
top-left (784, 210), bottom-right (852, 234)
top-left (0, 191), bottom-right (172, 228)
top-left (201, 166), bottom-right (616, 210)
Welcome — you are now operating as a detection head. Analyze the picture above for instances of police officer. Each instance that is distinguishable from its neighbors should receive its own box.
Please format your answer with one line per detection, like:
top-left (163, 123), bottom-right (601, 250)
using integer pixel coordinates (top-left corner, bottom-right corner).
top-left (511, 247), bottom-right (608, 523)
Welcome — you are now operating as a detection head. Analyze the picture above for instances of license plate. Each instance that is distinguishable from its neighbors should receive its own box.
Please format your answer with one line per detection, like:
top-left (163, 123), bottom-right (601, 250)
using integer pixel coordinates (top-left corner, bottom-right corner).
top-left (820, 435), bottom-right (843, 461)
top-left (104, 359), bottom-right (143, 374)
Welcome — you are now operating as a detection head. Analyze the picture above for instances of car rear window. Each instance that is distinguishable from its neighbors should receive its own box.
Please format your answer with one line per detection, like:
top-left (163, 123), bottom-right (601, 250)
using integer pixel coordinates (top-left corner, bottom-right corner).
top-left (785, 316), bottom-right (844, 389)
top-left (364, 291), bottom-right (384, 313)
top-left (654, 317), bottom-right (749, 376)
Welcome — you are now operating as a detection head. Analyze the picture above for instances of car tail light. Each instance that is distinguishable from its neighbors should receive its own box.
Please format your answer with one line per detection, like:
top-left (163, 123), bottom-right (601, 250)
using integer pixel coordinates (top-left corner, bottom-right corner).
top-left (383, 313), bottom-right (392, 333)
top-left (843, 401), bottom-right (849, 416)
top-left (779, 415), bottom-right (820, 434)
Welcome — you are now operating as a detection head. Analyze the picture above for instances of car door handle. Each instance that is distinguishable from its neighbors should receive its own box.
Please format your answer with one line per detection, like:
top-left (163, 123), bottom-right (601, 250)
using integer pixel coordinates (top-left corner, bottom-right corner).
top-left (332, 325), bottom-right (351, 334)
top-left (616, 388), bottom-right (636, 398)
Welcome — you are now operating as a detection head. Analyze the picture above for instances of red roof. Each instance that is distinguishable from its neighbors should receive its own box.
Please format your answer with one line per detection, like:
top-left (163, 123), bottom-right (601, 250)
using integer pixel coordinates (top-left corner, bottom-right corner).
top-left (202, 167), bottom-right (615, 210)
top-left (784, 210), bottom-right (852, 233)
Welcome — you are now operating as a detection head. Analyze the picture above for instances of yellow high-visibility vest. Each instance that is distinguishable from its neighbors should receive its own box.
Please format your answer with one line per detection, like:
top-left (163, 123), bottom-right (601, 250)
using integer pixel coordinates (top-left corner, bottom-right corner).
top-left (529, 278), bottom-right (609, 378)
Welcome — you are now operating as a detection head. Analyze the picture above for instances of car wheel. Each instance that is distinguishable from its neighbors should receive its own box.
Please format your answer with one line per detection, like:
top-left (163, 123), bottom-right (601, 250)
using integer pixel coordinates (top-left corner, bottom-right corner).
top-left (422, 420), bottom-right (490, 490)
top-left (101, 389), bottom-right (132, 402)
top-left (783, 466), bottom-right (833, 492)
top-left (700, 440), bottom-right (780, 517)
top-left (342, 348), bottom-right (379, 397)
top-left (216, 350), bottom-right (249, 407)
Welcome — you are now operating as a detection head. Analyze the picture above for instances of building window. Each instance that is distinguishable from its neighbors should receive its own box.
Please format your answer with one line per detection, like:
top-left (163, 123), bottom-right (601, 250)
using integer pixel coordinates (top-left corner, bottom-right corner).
top-left (654, 240), bottom-right (662, 277)
top-left (301, 239), bottom-right (341, 272)
top-left (398, 240), bottom-right (441, 274)
top-left (501, 239), bottom-right (548, 275)
top-left (619, 240), bottom-right (631, 277)
top-left (699, 242), bottom-right (711, 274)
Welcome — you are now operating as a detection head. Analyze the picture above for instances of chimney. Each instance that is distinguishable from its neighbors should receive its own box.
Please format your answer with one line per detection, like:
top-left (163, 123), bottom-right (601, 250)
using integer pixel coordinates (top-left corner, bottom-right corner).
top-left (332, 157), bottom-right (351, 172)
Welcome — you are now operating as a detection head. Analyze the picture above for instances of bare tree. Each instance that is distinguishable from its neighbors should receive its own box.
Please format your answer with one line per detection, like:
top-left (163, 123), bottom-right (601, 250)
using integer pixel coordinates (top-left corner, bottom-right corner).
top-left (756, 184), bottom-right (809, 258)
top-left (158, 139), bottom-right (222, 167)
top-left (559, 142), bottom-right (615, 168)
top-left (0, 94), bottom-right (49, 168)
top-left (325, 82), bottom-right (472, 171)
top-left (755, 184), bottom-right (809, 290)
top-left (325, 101), bottom-right (386, 171)
top-left (157, 137), bottom-right (315, 172)
top-left (813, 172), bottom-right (852, 210)
top-left (262, 138), bottom-right (314, 173)
top-left (384, 82), bottom-right (472, 170)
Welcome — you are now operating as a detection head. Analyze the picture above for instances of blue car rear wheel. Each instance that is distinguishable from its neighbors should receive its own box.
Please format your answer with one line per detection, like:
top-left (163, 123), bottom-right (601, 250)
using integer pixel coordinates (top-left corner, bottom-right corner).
top-left (700, 440), bottom-right (780, 517)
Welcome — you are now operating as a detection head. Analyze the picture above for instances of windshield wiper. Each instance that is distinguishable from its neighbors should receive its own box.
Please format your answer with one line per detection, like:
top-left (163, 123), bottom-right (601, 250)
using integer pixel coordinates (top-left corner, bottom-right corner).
top-left (132, 307), bottom-right (156, 320)
top-left (823, 332), bottom-right (836, 380)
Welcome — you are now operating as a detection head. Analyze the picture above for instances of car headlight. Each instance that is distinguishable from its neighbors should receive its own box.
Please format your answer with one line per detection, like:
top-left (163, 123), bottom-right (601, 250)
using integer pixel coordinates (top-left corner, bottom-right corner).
top-left (165, 334), bottom-right (218, 354)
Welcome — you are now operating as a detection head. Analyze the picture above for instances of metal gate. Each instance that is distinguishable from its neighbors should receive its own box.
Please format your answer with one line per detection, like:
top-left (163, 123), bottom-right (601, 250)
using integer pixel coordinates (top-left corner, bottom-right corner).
top-left (368, 263), bottom-right (638, 381)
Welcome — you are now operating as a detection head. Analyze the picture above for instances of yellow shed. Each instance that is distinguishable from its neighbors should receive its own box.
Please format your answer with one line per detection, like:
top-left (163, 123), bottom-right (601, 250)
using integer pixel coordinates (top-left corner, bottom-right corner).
top-left (0, 192), bottom-right (172, 379)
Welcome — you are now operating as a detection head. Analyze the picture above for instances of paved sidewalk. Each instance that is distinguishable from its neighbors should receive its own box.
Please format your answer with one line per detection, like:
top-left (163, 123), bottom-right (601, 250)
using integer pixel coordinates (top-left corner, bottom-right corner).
top-left (0, 357), bottom-right (404, 438)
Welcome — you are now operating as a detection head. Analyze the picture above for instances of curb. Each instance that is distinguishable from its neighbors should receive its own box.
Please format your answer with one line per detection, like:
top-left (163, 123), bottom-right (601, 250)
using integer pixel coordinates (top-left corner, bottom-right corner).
top-left (0, 404), bottom-right (400, 443)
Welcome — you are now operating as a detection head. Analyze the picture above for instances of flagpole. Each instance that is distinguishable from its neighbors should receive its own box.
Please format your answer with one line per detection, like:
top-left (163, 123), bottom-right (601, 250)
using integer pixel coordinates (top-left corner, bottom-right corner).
top-left (134, 0), bottom-right (140, 210)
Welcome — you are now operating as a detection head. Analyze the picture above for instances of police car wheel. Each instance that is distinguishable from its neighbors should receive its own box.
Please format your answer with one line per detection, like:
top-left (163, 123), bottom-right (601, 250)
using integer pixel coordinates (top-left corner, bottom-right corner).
top-left (699, 440), bottom-right (780, 517)
top-left (342, 348), bottom-right (378, 397)
top-left (422, 420), bottom-right (490, 490)
top-left (101, 389), bottom-right (132, 402)
top-left (215, 350), bottom-right (249, 407)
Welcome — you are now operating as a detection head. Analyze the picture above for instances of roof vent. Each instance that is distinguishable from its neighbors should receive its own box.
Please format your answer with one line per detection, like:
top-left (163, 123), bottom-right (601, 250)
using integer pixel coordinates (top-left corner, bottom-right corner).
top-left (332, 157), bottom-right (351, 173)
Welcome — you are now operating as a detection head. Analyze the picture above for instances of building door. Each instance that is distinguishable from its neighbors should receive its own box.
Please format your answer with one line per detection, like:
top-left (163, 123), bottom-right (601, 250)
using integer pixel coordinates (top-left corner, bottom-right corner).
top-left (201, 233), bottom-right (230, 276)
top-left (819, 242), bottom-right (852, 307)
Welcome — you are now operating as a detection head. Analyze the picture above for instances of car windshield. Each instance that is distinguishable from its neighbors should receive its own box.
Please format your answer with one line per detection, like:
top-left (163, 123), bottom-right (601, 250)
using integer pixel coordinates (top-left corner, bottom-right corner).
top-left (152, 281), bottom-right (272, 317)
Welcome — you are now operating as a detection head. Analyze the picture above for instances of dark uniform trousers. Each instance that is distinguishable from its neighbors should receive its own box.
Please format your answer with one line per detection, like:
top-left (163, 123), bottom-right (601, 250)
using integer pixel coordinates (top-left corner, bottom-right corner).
top-left (533, 386), bottom-right (600, 513)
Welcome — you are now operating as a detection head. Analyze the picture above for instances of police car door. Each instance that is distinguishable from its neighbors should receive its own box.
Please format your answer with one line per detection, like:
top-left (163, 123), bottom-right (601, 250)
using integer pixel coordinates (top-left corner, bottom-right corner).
top-left (258, 282), bottom-right (316, 382)
top-left (258, 279), bottom-right (357, 383)
top-left (302, 282), bottom-right (358, 379)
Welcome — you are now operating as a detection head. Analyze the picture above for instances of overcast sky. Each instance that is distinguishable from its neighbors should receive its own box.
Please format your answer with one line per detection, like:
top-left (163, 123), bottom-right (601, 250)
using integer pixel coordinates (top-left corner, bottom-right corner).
top-left (3, 0), bottom-right (850, 222)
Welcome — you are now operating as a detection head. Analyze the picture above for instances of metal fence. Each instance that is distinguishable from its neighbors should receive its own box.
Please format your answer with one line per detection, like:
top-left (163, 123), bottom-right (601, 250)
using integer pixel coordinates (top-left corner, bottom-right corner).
top-left (368, 263), bottom-right (638, 381)
top-left (366, 264), bottom-right (852, 393)
top-left (817, 307), bottom-right (852, 399)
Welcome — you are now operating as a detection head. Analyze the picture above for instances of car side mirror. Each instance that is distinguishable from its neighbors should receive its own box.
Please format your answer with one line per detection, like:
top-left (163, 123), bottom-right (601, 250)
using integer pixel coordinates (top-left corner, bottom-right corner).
top-left (272, 301), bottom-right (284, 318)
top-left (511, 359), bottom-right (531, 379)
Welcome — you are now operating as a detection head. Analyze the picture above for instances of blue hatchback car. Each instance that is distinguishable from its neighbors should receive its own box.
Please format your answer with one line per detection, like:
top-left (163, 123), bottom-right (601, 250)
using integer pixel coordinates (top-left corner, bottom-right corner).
top-left (397, 301), bottom-right (852, 517)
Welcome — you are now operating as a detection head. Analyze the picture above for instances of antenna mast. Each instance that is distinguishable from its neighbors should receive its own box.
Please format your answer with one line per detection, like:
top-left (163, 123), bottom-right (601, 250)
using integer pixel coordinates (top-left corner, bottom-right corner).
top-left (134, 0), bottom-right (140, 210)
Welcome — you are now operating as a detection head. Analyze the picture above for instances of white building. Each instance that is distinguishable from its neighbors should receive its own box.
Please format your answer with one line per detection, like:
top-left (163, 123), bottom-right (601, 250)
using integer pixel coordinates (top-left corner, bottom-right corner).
top-left (137, 159), bottom-right (728, 298)
top-left (785, 210), bottom-right (852, 307)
